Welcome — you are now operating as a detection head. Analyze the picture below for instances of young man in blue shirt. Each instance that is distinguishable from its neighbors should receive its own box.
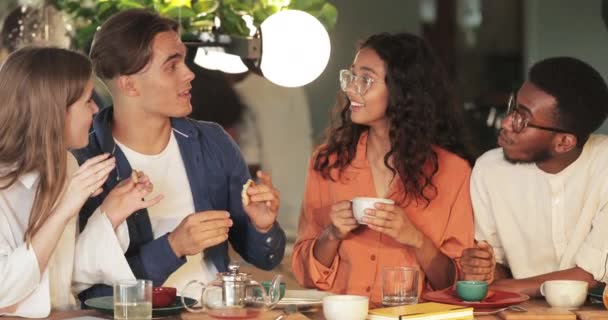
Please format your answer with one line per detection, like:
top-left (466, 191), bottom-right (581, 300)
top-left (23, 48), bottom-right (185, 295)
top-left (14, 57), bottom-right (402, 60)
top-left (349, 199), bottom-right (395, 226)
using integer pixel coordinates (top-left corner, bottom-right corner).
top-left (73, 9), bottom-right (286, 300)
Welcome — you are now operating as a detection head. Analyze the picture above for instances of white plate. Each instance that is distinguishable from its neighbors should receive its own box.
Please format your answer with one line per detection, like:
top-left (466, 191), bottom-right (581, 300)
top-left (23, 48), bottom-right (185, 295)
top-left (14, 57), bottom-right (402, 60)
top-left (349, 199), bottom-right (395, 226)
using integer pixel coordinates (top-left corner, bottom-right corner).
top-left (276, 289), bottom-right (334, 307)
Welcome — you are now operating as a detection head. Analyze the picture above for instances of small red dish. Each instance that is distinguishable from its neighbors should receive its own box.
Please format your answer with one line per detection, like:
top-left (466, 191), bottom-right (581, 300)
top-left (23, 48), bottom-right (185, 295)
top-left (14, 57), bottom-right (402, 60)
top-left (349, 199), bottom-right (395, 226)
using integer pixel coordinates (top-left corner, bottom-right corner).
top-left (152, 287), bottom-right (177, 308)
top-left (422, 288), bottom-right (529, 310)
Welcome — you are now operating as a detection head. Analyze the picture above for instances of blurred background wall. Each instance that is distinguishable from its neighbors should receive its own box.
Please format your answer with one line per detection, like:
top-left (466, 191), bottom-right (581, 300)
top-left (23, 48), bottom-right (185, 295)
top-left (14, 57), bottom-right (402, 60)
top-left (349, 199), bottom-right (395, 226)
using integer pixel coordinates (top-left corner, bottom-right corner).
top-left (524, 0), bottom-right (608, 133)
top-left (304, 0), bottom-right (421, 142)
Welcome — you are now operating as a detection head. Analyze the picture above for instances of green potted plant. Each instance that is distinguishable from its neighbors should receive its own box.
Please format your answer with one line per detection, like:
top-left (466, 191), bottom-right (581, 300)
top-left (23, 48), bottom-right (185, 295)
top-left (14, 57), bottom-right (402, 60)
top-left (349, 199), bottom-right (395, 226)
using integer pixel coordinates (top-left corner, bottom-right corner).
top-left (53, 0), bottom-right (337, 49)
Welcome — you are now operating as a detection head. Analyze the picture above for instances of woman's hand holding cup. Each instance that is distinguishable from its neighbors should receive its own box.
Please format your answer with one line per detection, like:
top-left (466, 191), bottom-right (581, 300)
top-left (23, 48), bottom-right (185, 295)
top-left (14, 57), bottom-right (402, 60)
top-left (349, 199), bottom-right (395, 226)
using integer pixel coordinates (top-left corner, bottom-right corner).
top-left (327, 200), bottom-right (358, 240)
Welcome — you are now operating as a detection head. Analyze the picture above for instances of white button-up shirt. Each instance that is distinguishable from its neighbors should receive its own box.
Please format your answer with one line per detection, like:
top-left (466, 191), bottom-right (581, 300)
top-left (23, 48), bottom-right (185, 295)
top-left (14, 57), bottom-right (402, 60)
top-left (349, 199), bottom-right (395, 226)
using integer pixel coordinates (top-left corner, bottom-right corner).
top-left (0, 153), bottom-right (133, 317)
top-left (472, 134), bottom-right (608, 282)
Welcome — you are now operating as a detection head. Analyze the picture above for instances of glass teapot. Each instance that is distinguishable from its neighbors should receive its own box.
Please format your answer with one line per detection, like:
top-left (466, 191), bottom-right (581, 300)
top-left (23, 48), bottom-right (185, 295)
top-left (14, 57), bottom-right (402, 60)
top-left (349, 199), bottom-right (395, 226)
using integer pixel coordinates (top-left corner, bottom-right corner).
top-left (181, 262), bottom-right (282, 318)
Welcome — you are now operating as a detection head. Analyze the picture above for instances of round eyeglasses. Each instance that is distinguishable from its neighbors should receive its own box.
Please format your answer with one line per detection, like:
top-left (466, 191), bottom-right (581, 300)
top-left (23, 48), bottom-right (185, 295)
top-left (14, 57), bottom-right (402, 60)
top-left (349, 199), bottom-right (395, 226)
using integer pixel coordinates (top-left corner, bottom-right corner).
top-left (339, 69), bottom-right (385, 96)
top-left (506, 93), bottom-right (572, 134)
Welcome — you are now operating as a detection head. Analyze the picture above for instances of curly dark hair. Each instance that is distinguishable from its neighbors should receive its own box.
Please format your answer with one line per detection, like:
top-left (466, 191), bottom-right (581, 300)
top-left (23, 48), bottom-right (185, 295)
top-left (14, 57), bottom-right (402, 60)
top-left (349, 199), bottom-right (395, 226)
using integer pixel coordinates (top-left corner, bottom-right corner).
top-left (314, 33), bottom-right (471, 206)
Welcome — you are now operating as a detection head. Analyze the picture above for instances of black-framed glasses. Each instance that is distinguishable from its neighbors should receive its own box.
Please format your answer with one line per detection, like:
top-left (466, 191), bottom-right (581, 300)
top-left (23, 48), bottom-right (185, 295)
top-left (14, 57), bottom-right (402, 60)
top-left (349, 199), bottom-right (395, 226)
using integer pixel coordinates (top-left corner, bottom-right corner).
top-left (506, 93), bottom-right (572, 134)
top-left (339, 69), bottom-right (384, 96)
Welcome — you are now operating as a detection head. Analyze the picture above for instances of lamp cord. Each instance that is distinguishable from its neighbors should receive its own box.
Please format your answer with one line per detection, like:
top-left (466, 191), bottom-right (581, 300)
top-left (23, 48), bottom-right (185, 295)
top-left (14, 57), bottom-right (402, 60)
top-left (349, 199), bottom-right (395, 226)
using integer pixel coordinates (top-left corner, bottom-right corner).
top-left (217, 0), bottom-right (224, 32)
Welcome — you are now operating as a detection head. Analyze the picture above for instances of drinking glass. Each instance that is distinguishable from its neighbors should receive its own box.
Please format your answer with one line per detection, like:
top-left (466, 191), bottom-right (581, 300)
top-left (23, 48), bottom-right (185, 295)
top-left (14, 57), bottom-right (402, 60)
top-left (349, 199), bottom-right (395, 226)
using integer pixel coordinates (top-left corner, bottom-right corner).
top-left (382, 267), bottom-right (419, 306)
top-left (113, 279), bottom-right (152, 320)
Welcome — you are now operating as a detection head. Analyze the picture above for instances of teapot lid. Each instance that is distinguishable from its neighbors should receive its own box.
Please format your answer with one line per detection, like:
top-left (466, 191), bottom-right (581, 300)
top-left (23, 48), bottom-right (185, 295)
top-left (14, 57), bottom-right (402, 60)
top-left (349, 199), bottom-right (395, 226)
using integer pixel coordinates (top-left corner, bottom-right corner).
top-left (219, 262), bottom-right (251, 282)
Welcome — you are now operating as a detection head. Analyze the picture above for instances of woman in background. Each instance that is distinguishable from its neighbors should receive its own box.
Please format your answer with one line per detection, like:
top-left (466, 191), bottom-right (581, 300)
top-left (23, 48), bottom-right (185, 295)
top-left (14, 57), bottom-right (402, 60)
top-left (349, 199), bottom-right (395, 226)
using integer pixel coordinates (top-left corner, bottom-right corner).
top-left (292, 33), bottom-right (475, 304)
top-left (0, 47), bottom-right (162, 317)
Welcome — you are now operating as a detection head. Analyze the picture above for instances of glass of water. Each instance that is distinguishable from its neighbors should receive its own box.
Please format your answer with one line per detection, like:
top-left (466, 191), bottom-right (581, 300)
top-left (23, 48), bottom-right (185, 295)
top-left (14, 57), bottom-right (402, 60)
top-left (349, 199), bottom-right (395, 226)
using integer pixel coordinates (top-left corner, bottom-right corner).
top-left (113, 279), bottom-right (152, 320)
top-left (382, 267), bottom-right (419, 306)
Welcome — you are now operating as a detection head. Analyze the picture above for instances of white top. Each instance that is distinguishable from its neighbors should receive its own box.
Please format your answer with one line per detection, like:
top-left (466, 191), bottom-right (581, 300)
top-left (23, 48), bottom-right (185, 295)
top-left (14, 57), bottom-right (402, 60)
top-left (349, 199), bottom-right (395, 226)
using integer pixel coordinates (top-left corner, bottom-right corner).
top-left (115, 131), bottom-right (218, 293)
top-left (472, 134), bottom-right (608, 282)
top-left (0, 153), bottom-right (133, 318)
top-left (234, 73), bottom-right (313, 237)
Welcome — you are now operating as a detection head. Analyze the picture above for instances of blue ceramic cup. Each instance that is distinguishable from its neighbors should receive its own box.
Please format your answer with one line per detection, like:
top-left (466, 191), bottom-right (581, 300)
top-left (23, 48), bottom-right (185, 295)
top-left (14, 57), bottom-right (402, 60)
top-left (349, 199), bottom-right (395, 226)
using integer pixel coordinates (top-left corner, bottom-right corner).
top-left (456, 280), bottom-right (488, 302)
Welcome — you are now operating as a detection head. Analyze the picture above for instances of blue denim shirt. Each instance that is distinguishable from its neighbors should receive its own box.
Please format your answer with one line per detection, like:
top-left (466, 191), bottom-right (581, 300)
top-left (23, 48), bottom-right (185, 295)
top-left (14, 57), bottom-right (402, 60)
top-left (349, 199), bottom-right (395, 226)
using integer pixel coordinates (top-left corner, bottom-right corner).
top-left (72, 106), bottom-right (286, 301)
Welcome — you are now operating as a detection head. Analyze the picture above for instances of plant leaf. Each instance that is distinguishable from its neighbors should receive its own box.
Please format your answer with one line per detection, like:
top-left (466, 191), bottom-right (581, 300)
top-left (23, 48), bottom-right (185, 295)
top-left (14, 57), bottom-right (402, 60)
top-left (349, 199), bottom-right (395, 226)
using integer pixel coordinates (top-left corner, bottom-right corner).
top-left (192, 0), bottom-right (219, 15)
top-left (165, 0), bottom-right (191, 7)
top-left (190, 17), bottom-right (215, 28)
top-left (117, 0), bottom-right (145, 10)
top-left (251, 4), bottom-right (280, 26)
top-left (289, 0), bottom-right (325, 12)
top-left (161, 6), bottom-right (196, 19)
top-left (228, 0), bottom-right (255, 12)
top-left (220, 6), bottom-right (250, 36)
top-left (313, 3), bottom-right (337, 31)
top-left (75, 22), bottom-right (99, 49)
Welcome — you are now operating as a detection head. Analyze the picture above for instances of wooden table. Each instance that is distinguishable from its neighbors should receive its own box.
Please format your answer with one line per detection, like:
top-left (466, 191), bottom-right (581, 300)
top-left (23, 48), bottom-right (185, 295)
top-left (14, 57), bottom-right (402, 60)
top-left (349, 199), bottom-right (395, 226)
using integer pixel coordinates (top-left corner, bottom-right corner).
top-left (1, 309), bottom-right (319, 320)
top-left (475, 299), bottom-right (607, 320)
top-left (3, 300), bottom-right (606, 320)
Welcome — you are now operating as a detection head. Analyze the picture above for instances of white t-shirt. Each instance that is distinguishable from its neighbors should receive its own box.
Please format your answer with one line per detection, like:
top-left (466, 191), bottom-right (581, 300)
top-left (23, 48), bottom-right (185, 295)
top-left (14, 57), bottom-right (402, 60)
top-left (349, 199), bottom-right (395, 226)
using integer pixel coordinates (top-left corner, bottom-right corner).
top-left (115, 131), bottom-right (218, 293)
top-left (472, 134), bottom-right (608, 282)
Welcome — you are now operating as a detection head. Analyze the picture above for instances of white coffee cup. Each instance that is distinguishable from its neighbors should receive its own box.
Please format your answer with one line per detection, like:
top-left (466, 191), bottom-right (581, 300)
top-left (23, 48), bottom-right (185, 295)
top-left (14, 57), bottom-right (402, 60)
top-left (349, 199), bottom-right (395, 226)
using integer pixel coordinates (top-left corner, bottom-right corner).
top-left (323, 295), bottom-right (368, 320)
top-left (540, 280), bottom-right (588, 309)
top-left (351, 197), bottom-right (395, 224)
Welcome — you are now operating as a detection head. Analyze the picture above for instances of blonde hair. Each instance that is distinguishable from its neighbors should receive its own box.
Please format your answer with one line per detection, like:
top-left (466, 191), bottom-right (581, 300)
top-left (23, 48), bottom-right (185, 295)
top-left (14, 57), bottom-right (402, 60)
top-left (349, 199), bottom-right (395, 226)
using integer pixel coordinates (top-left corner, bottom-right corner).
top-left (0, 47), bottom-right (92, 243)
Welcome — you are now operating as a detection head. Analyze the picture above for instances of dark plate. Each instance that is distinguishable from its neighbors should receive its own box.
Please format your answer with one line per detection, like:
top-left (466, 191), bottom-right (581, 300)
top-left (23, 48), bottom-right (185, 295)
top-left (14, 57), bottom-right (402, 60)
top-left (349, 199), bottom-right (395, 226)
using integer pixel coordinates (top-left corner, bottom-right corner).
top-left (84, 296), bottom-right (197, 318)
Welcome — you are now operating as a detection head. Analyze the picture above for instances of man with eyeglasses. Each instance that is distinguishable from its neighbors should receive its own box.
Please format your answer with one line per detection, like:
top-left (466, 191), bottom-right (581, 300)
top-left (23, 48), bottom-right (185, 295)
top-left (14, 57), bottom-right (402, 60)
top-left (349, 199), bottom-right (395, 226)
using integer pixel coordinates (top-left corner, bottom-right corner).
top-left (459, 57), bottom-right (608, 297)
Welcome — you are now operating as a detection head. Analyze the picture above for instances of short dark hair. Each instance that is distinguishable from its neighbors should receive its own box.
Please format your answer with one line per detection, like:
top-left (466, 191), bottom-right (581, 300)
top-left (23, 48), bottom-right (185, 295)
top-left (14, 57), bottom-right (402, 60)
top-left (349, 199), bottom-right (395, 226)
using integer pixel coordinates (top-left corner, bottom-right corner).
top-left (89, 9), bottom-right (179, 79)
top-left (529, 57), bottom-right (608, 144)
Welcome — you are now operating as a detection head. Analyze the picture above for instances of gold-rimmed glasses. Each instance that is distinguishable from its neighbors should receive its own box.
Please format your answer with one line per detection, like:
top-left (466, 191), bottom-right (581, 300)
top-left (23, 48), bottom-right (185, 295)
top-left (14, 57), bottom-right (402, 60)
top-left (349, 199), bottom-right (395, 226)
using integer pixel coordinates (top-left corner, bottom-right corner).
top-left (506, 93), bottom-right (572, 134)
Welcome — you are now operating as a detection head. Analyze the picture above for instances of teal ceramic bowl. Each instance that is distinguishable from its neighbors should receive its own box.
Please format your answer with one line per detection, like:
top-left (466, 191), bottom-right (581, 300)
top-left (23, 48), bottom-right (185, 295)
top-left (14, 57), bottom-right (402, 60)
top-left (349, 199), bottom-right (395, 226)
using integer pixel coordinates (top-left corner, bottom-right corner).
top-left (261, 281), bottom-right (286, 299)
top-left (456, 280), bottom-right (488, 302)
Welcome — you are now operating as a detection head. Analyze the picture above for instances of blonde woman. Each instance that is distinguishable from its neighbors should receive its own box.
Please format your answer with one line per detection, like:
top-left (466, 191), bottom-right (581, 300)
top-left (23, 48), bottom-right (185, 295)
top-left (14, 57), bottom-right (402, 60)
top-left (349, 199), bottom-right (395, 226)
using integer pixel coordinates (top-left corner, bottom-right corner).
top-left (0, 47), bottom-right (162, 317)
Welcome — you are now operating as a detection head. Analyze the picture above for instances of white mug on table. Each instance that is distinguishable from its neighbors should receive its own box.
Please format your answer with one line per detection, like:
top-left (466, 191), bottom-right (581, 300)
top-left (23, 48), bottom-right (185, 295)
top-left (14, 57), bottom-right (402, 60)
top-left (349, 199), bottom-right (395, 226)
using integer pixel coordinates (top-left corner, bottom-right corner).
top-left (540, 280), bottom-right (588, 308)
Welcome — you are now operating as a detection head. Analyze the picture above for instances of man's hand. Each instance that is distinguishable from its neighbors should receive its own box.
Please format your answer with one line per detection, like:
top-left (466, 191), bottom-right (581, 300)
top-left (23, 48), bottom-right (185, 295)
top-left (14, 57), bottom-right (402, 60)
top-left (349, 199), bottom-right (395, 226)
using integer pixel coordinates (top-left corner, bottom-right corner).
top-left (168, 211), bottom-right (233, 258)
top-left (460, 241), bottom-right (496, 282)
top-left (243, 171), bottom-right (279, 233)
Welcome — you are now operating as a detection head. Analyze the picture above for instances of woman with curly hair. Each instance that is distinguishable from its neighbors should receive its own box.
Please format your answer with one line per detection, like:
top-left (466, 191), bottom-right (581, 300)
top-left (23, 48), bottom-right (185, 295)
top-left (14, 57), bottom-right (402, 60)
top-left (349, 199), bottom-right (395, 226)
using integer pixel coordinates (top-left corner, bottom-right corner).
top-left (292, 32), bottom-right (475, 304)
